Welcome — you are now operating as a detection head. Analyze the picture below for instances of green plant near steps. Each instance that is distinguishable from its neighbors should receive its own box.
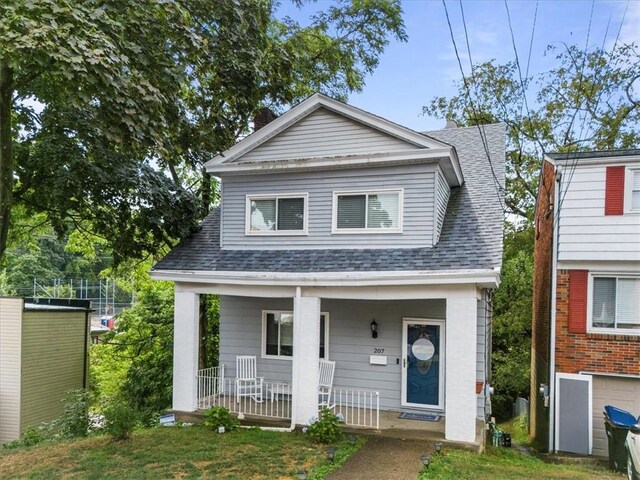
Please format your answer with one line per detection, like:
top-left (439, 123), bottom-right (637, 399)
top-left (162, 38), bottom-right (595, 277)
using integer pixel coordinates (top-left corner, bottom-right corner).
top-left (307, 408), bottom-right (343, 444)
top-left (204, 406), bottom-right (239, 432)
top-left (103, 399), bottom-right (139, 441)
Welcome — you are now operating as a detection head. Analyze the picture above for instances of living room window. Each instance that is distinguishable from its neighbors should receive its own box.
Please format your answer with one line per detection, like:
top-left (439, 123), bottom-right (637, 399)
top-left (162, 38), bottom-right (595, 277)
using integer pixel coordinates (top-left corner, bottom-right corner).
top-left (332, 189), bottom-right (402, 233)
top-left (246, 194), bottom-right (307, 234)
top-left (262, 311), bottom-right (329, 359)
top-left (590, 275), bottom-right (640, 333)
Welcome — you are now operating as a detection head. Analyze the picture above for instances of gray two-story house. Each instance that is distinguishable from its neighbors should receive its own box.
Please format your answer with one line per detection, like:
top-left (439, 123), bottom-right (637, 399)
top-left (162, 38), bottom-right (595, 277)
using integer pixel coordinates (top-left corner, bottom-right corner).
top-left (152, 94), bottom-right (505, 444)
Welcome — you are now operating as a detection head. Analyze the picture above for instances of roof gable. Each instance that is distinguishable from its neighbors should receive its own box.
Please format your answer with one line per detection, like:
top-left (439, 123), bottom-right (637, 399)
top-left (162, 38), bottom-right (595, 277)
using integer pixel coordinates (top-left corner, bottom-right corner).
top-left (205, 93), bottom-right (453, 172)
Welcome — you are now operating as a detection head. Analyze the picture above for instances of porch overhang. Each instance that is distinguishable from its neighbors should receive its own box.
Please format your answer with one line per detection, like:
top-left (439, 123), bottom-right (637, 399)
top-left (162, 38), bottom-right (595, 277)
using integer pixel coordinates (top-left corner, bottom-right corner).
top-left (150, 268), bottom-right (500, 291)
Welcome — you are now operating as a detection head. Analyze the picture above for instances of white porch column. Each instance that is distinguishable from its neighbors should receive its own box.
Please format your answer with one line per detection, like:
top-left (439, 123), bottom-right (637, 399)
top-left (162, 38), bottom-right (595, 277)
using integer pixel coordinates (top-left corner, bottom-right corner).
top-left (173, 289), bottom-right (200, 412)
top-left (291, 290), bottom-right (321, 425)
top-left (445, 291), bottom-right (478, 443)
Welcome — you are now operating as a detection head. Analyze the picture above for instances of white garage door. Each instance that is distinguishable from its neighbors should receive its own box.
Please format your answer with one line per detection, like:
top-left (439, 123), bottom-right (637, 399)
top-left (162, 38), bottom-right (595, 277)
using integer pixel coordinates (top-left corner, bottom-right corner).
top-left (592, 376), bottom-right (640, 458)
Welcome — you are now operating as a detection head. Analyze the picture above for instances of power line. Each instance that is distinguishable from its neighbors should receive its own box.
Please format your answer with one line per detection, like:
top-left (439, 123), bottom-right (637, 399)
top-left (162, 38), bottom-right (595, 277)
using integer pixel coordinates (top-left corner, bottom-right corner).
top-left (445, 0), bottom-right (507, 215)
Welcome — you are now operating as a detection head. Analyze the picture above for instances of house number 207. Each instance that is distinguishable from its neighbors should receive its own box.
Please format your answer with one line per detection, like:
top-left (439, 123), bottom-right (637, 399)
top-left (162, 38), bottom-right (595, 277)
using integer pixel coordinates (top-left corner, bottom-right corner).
top-left (373, 348), bottom-right (385, 354)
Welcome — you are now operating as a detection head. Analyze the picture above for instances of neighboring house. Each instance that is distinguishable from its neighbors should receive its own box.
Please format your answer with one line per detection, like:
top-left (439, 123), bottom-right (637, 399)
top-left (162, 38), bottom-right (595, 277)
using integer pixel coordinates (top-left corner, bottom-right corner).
top-left (530, 150), bottom-right (640, 457)
top-left (152, 94), bottom-right (505, 444)
top-left (0, 297), bottom-right (91, 443)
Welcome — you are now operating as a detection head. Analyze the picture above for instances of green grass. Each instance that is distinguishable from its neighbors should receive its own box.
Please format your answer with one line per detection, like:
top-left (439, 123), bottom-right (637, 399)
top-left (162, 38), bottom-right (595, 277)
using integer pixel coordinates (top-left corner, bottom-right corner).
top-left (416, 446), bottom-right (623, 480)
top-left (0, 426), bottom-right (362, 479)
top-left (497, 415), bottom-right (532, 447)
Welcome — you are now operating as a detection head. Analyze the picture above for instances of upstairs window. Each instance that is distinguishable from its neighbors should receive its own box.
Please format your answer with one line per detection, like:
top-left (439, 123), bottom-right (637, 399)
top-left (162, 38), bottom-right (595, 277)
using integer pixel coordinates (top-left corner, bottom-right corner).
top-left (246, 194), bottom-right (307, 235)
top-left (591, 275), bottom-right (640, 333)
top-left (333, 189), bottom-right (402, 233)
top-left (629, 169), bottom-right (640, 211)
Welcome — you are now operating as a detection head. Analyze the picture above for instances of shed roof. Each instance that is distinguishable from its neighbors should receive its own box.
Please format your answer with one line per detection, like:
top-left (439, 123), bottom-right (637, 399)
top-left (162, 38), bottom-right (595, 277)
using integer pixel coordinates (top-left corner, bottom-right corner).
top-left (23, 298), bottom-right (92, 312)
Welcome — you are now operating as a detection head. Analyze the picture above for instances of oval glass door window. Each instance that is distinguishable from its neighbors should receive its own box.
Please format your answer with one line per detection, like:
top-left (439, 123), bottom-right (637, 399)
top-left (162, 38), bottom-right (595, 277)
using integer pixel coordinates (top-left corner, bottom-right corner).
top-left (412, 338), bottom-right (435, 361)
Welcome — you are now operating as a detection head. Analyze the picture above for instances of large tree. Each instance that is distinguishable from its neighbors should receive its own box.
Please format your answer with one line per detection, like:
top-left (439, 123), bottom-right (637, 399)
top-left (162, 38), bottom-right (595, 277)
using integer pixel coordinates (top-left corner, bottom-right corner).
top-left (424, 43), bottom-right (640, 222)
top-left (0, 0), bottom-right (406, 263)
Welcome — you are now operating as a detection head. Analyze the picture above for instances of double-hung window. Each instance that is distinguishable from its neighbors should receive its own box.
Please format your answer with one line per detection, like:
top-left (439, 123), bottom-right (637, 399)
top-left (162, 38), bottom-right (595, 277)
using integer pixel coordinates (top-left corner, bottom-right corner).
top-left (332, 189), bottom-right (402, 233)
top-left (262, 311), bottom-right (329, 359)
top-left (590, 275), bottom-right (640, 333)
top-left (246, 193), bottom-right (307, 234)
top-left (628, 168), bottom-right (640, 212)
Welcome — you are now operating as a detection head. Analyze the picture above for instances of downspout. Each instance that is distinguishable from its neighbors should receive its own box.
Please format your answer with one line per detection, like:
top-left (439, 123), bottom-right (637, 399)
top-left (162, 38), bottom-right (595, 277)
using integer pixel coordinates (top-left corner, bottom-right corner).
top-left (548, 166), bottom-right (562, 453)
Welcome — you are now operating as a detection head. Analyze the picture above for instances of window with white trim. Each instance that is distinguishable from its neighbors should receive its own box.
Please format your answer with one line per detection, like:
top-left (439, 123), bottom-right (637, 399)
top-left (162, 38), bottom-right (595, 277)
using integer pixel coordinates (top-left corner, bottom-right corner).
top-left (262, 311), bottom-right (329, 359)
top-left (630, 169), bottom-right (640, 211)
top-left (591, 276), bottom-right (640, 332)
top-left (333, 189), bottom-right (402, 233)
top-left (246, 194), bottom-right (307, 234)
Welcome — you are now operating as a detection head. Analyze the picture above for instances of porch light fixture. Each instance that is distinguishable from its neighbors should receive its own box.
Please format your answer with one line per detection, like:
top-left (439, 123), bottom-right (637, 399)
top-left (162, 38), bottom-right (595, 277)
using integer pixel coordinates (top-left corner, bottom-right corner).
top-left (434, 442), bottom-right (443, 455)
top-left (296, 468), bottom-right (308, 480)
top-left (370, 319), bottom-right (378, 338)
top-left (420, 454), bottom-right (431, 469)
top-left (327, 447), bottom-right (337, 462)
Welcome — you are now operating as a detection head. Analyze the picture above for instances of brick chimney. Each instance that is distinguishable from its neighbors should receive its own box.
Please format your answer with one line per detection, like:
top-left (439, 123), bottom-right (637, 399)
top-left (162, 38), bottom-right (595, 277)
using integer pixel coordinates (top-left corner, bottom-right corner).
top-left (253, 107), bottom-right (277, 131)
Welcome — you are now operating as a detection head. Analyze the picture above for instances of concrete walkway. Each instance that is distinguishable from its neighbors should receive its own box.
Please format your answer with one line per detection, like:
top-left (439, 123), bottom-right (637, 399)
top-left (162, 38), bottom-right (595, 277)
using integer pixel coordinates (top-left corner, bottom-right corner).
top-left (327, 436), bottom-right (432, 480)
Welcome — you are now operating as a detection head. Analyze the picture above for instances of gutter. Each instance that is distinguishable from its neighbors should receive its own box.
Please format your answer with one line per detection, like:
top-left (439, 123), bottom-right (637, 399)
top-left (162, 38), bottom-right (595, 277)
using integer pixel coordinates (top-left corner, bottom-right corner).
top-left (548, 166), bottom-right (562, 453)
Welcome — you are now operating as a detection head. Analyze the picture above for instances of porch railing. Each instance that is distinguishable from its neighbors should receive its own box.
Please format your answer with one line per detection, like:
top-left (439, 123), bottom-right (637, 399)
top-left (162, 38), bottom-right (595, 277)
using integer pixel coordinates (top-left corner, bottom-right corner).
top-left (331, 388), bottom-right (380, 429)
top-left (196, 368), bottom-right (379, 428)
top-left (197, 368), bottom-right (292, 420)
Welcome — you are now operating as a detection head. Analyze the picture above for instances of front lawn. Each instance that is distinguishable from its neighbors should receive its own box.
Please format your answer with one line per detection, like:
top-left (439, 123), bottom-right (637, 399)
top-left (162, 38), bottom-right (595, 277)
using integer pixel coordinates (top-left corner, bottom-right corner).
top-left (416, 446), bottom-right (623, 480)
top-left (0, 426), bottom-right (360, 479)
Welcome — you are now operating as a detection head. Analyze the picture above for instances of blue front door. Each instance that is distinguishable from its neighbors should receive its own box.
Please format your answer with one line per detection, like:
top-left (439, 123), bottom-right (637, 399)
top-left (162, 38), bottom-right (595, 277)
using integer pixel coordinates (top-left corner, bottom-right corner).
top-left (404, 322), bottom-right (442, 407)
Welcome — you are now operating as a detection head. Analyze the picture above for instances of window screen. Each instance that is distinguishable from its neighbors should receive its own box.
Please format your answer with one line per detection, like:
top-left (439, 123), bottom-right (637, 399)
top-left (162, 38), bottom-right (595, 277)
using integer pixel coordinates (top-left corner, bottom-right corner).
top-left (632, 171), bottom-right (640, 210)
top-left (250, 199), bottom-right (276, 231)
top-left (592, 278), bottom-right (616, 328)
top-left (277, 197), bottom-right (304, 230)
top-left (618, 278), bottom-right (640, 329)
top-left (368, 193), bottom-right (399, 228)
top-left (337, 195), bottom-right (366, 229)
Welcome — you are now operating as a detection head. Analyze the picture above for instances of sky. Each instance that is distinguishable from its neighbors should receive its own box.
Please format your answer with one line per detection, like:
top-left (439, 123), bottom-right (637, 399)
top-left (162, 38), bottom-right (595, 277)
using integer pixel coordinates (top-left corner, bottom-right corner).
top-left (276, 0), bottom-right (640, 132)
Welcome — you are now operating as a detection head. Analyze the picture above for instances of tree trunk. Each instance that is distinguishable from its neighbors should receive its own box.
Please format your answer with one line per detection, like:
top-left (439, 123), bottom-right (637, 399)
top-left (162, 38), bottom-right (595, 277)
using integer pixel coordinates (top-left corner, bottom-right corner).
top-left (0, 60), bottom-right (13, 261)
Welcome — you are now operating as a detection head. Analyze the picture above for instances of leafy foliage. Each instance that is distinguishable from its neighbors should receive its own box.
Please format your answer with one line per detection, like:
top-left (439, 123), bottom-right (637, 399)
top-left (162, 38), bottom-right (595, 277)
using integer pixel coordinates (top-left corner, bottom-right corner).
top-left (203, 407), bottom-right (240, 432)
top-left (0, 0), bottom-right (406, 263)
top-left (56, 389), bottom-right (90, 438)
top-left (103, 398), bottom-right (139, 441)
top-left (307, 408), bottom-right (343, 444)
top-left (424, 43), bottom-right (640, 222)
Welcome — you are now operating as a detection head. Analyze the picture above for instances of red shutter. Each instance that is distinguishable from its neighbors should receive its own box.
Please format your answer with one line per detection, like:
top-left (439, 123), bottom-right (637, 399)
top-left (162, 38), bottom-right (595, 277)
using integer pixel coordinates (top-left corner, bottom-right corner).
top-left (605, 166), bottom-right (625, 215)
top-left (568, 270), bottom-right (588, 334)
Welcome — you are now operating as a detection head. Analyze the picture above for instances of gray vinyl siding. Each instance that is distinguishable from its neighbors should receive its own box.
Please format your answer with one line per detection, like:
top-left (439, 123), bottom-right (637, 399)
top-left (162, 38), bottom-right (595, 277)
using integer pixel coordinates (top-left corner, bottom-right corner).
top-left (20, 311), bottom-right (87, 432)
top-left (0, 298), bottom-right (22, 443)
top-left (238, 107), bottom-right (419, 163)
top-left (219, 295), bottom-right (487, 416)
top-left (221, 164), bottom-right (436, 249)
top-left (434, 168), bottom-right (450, 245)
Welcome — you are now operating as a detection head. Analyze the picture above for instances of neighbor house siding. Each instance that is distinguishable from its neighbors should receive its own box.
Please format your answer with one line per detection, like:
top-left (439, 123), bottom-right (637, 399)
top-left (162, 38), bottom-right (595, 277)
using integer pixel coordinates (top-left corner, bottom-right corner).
top-left (557, 163), bottom-right (640, 262)
top-left (0, 298), bottom-right (23, 443)
top-left (434, 168), bottom-right (450, 245)
top-left (221, 164), bottom-right (437, 249)
top-left (20, 311), bottom-right (87, 431)
top-left (237, 107), bottom-right (419, 163)
top-left (220, 295), bottom-right (487, 417)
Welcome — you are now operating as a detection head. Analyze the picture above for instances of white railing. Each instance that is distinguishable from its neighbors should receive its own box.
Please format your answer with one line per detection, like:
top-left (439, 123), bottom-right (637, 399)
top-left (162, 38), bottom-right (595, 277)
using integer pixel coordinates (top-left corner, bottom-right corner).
top-left (331, 388), bottom-right (380, 429)
top-left (197, 369), bottom-right (291, 420)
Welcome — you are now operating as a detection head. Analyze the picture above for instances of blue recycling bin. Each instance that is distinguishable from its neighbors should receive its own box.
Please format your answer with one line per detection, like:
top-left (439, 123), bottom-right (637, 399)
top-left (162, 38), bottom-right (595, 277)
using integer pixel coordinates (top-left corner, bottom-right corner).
top-left (603, 405), bottom-right (639, 471)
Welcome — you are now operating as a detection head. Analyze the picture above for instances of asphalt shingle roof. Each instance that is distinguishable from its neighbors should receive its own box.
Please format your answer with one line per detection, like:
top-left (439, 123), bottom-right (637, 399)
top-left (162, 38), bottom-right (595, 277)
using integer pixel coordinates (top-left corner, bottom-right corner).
top-left (153, 123), bottom-right (505, 273)
top-left (547, 149), bottom-right (640, 161)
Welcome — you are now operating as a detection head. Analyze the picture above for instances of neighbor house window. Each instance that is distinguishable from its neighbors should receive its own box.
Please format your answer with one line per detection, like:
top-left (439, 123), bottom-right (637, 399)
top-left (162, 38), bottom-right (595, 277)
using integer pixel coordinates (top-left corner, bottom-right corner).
top-left (332, 189), bottom-right (402, 233)
top-left (262, 311), bottom-right (329, 359)
top-left (246, 194), bottom-right (307, 234)
top-left (630, 169), bottom-right (640, 211)
top-left (591, 275), bottom-right (640, 332)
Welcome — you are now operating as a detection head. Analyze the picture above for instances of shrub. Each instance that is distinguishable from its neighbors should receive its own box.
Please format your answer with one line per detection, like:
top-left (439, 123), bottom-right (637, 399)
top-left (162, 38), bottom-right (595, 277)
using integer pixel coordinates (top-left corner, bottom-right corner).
top-left (204, 406), bottom-right (239, 432)
top-left (307, 408), bottom-right (343, 444)
top-left (57, 389), bottom-right (90, 438)
top-left (2, 427), bottom-right (45, 449)
top-left (103, 399), bottom-right (139, 441)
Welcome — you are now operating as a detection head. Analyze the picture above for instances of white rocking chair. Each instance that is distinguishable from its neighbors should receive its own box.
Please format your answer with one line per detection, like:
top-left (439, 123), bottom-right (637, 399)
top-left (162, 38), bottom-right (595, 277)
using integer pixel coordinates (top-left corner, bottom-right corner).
top-left (235, 355), bottom-right (264, 403)
top-left (318, 359), bottom-right (336, 408)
